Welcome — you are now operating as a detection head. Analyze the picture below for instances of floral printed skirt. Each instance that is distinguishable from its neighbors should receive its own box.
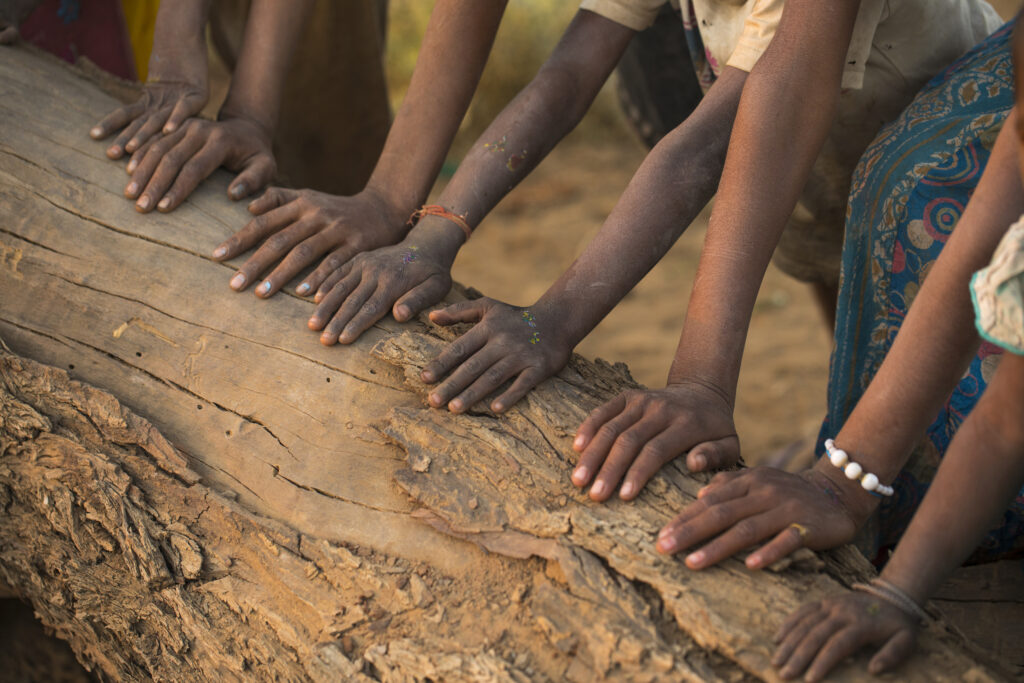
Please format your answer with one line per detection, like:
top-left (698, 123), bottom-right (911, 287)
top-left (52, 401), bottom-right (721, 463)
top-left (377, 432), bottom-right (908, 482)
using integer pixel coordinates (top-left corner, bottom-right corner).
top-left (819, 21), bottom-right (1024, 564)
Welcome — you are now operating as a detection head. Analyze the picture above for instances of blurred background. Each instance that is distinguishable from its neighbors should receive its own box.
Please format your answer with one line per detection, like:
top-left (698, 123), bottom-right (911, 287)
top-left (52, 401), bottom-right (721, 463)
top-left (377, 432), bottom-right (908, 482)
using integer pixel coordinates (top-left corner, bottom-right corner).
top-left (2, 0), bottom-right (1022, 680)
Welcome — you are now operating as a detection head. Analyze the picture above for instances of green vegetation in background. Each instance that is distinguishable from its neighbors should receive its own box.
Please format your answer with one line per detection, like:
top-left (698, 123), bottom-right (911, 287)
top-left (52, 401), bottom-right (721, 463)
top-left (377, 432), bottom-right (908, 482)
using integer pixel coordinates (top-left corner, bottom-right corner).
top-left (386, 0), bottom-right (633, 173)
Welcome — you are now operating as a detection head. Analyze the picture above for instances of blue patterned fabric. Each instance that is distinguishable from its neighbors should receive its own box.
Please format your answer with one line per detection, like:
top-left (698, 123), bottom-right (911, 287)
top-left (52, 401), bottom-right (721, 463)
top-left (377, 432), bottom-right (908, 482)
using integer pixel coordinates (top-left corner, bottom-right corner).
top-left (820, 21), bottom-right (1024, 564)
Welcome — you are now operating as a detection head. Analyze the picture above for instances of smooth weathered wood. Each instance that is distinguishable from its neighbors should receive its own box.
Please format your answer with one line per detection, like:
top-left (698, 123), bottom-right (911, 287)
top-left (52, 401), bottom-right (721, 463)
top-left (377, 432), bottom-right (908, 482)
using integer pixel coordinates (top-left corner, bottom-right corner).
top-left (0, 45), bottom-right (1014, 681)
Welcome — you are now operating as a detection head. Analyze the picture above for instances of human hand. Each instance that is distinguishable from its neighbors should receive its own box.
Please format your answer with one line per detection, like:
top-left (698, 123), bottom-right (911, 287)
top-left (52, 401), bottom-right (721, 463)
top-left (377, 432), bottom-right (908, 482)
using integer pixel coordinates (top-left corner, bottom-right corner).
top-left (772, 591), bottom-right (918, 681)
top-left (212, 187), bottom-right (409, 297)
top-left (308, 231), bottom-right (459, 345)
top-left (122, 114), bottom-right (275, 213)
top-left (655, 467), bottom-right (867, 569)
top-left (570, 381), bottom-right (739, 501)
top-left (420, 299), bottom-right (572, 414)
top-left (89, 80), bottom-right (208, 160)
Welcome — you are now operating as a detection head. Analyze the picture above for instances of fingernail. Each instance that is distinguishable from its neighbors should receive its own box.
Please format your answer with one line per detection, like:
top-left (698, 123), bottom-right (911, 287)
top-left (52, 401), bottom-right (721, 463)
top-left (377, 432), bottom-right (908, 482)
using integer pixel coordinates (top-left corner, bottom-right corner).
top-left (747, 555), bottom-right (762, 569)
top-left (136, 195), bottom-right (151, 210)
top-left (163, 123), bottom-right (176, 133)
top-left (308, 317), bottom-right (320, 330)
top-left (90, 126), bottom-right (102, 138)
top-left (572, 466), bottom-right (589, 485)
top-left (230, 273), bottom-right (246, 289)
top-left (692, 454), bottom-right (707, 470)
top-left (212, 246), bottom-right (227, 259)
top-left (573, 434), bottom-right (586, 450)
top-left (395, 305), bottom-right (410, 320)
top-left (230, 183), bottom-right (247, 199)
top-left (314, 292), bottom-right (324, 303)
top-left (686, 551), bottom-right (704, 566)
top-left (429, 393), bottom-right (442, 406)
top-left (108, 145), bottom-right (121, 156)
top-left (157, 197), bottom-right (171, 210)
top-left (620, 482), bottom-right (636, 499)
top-left (658, 525), bottom-right (672, 538)
top-left (492, 402), bottom-right (504, 412)
top-left (590, 481), bottom-right (607, 498)
top-left (126, 182), bottom-right (138, 196)
top-left (257, 281), bottom-right (271, 295)
top-left (125, 140), bottom-right (137, 152)
top-left (658, 536), bottom-right (677, 553)
top-left (296, 283), bottom-right (310, 295)
top-left (450, 398), bottom-right (464, 412)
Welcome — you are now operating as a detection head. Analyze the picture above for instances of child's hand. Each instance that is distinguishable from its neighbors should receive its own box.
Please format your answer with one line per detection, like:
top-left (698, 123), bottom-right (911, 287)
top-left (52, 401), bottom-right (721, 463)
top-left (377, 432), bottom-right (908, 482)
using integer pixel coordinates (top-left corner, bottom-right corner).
top-left (90, 81), bottom-right (207, 160)
top-left (656, 467), bottom-right (864, 570)
top-left (570, 382), bottom-right (739, 501)
top-left (212, 188), bottom-right (409, 297)
top-left (772, 592), bottom-right (918, 681)
top-left (308, 240), bottom-right (455, 345)
top-left (123, 114), bottom-right (275, 213)
top-left (420, 299), bottom-right (572, 414)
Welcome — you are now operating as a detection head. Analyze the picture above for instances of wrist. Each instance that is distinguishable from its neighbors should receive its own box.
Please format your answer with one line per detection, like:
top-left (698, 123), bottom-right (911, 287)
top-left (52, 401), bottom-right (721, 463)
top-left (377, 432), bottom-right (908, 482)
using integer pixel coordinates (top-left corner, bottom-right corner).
top-left (404, 218), bottom-right (463, 266)
top-left (808, 458), bottom-right (879, 527)
top-left (530, 298), bottom-right (578, 351)
top-left (663, 373), bottom-right (735, 412)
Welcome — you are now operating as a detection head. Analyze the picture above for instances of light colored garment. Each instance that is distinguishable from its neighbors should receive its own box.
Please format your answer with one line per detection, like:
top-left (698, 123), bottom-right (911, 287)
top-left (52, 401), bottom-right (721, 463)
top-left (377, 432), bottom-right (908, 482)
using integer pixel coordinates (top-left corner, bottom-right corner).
top-left (972, 216), bottom-right (1024, 355)
top-left (581, 0), bottom-right (1001, 284)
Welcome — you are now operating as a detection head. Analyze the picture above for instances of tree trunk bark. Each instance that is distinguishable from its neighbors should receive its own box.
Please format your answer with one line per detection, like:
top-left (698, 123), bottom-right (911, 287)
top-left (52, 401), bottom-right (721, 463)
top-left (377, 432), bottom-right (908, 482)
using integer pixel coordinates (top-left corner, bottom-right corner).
top-left (0, 45), bottom-right (1011, 681)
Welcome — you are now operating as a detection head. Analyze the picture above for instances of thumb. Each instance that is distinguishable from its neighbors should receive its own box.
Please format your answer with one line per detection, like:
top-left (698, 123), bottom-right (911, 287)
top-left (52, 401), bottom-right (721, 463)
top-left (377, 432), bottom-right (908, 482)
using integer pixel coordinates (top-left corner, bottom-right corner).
top-left (686, 434), bottom-right (740, 472)
top-left (228, 153), bottom-right (275, 200)
top-left (428, 298), bottom-right (493, 326)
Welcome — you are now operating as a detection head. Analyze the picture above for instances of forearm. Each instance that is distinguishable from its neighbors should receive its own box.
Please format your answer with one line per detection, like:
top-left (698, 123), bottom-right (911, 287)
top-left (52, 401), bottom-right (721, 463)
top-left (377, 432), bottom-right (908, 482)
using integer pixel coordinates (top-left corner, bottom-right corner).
top-left (221, 0), bottom-right (315, 132)
top-left (365, 0), bottom-right (508, 218)
top-left (535, 68), bottom-right (746, 348)
top-left (419, 10), bottom-right (632, 253)
top-left (667, 0), bottom-right (860, 399)
top-left (881, 353), bottom-right (1024, 604)
top-left (147, 0), bottom-right (211, 82)
top-left (826, 115), bottom-right (1024, 511)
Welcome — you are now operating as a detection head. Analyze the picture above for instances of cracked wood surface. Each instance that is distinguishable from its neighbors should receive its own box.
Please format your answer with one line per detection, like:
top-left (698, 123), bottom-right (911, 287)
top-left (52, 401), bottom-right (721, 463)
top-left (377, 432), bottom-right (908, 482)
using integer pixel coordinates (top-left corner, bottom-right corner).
top-left (0, 45), bottom-right (1011, 681)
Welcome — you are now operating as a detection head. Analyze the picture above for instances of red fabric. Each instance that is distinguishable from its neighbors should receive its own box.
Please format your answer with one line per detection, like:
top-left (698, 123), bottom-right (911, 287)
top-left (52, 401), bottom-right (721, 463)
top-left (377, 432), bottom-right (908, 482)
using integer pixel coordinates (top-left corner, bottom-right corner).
top-left (20, 0), bottom-right (135, 79)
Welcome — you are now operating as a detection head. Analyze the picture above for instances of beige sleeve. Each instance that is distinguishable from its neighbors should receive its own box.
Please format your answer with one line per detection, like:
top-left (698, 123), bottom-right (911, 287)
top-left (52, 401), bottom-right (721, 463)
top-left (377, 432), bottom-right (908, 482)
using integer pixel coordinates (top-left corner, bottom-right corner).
top-left (579, 0), bottom-right (664, 31)
top-left (724, 0), bottom-right (885, 89)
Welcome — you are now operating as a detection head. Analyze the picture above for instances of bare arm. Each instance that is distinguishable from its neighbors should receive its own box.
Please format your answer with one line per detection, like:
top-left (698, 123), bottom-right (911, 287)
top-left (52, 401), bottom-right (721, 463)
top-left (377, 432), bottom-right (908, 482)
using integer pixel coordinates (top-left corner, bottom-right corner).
top-left (212, 0), bottom-right (509, 297)
top-left (123, 0), bottom-right (315, 212)
top-left (90, 0), bottom-right (212, 155)
top-left (773, 351), bottom-right (1024, 681)
top-left (307, 10), bottom-right (636, 344)
top-left (657, 111), bottom-right (1024, 571)
top-left (421, 66), bottom-right (746, 416)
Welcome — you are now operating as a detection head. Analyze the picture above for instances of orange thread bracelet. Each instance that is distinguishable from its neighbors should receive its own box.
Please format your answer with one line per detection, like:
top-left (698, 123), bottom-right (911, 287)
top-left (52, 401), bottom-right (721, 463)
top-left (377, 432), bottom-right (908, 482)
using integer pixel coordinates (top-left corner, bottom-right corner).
top-left (408, 204), bottom-right (472, 241)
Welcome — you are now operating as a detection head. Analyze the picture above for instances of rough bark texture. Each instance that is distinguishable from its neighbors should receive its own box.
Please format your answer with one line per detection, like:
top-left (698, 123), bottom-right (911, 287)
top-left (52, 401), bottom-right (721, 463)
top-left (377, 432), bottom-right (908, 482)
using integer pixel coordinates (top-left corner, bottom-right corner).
top-left (0, 45), bottom-right (1013, 682)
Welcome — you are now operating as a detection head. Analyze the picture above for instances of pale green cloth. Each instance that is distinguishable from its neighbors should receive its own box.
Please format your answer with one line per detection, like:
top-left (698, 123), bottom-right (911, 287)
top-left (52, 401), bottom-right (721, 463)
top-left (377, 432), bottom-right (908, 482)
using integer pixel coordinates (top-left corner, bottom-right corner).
top-left (972, 216), bottom-right (1024, 355)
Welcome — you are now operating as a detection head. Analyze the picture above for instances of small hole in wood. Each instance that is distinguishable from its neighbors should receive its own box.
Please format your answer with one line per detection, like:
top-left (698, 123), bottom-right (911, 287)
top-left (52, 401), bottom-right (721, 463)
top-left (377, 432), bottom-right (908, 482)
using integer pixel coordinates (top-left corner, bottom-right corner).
top-left (68, 364), bottom-right (75, 370)
top-left (136, 351), bottom-right (142, 357)
top-left (225, 430), bottom-right (232, 436)
top-left (369, 369), bottom-right (377, 375)
top-left (196, 404), bottom-right (203, 410)
top-left (326, 377), bottom-right (331, 383)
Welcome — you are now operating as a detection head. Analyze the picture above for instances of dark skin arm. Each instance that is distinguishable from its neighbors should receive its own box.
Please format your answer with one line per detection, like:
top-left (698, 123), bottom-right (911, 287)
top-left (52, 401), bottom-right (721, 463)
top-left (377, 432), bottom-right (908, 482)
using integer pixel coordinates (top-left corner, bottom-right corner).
top-left (657, 110), bottom-right (1024, 570)
top-left (773, 352), bottom-right (1024, 682)
top-left (89, 0), bottom-right (212, 157)
top-left (573, 0), bottom-right (861, 502)
top-left (123, 0), bottom-right (314, 213)
top-left (212, 0), bottom-right (509, 297)
top-left (307, 10), bottom-right (636, 344)
top-left (421, 66), bottom-right (746, 416)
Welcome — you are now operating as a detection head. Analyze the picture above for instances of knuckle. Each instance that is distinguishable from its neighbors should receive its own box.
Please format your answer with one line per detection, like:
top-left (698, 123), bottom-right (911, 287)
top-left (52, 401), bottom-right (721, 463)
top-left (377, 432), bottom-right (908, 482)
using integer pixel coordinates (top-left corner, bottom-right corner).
top-left (732, 519), bottom-right (759, 544)
top-left (291, 242), bottom-right (315, 262)
top-left (484, 366), bottom-right (506, 383)
top-left (616, 430), bottom-right (644, 450)
top-left (266, 233), bottom-right (292, 252)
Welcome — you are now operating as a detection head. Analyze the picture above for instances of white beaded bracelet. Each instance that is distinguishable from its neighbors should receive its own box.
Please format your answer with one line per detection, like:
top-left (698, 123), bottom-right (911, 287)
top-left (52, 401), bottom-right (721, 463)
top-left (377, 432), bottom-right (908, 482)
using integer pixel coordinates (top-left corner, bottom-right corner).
top-left (823, 439), bottom-right (894, 497)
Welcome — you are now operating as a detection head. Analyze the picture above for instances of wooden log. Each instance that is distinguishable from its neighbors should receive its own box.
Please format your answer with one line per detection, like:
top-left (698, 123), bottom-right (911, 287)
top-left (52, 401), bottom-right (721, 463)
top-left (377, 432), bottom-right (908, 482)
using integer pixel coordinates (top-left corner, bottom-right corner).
top-left (0, 45), bottom-right (1013, 681)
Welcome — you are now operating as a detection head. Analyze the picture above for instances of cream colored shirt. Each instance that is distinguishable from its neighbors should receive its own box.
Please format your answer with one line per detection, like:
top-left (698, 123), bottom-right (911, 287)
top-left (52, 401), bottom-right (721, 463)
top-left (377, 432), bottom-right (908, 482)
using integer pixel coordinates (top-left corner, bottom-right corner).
top-left (580, 0), bottom-right (1002, 282)
top-left (581, 0), bottom-right (999, 89)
